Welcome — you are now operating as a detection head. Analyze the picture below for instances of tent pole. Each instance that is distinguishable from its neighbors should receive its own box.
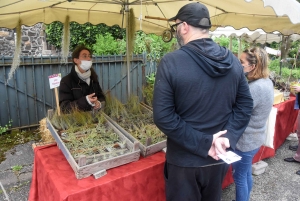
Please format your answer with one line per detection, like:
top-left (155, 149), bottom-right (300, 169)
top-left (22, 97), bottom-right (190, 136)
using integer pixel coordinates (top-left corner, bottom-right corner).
top-left (126, 3), bottom-right (131, 97)
top-left (238, 37), bottom-right (241, 58)
top-left (229, 36), bottom-right (232, 51)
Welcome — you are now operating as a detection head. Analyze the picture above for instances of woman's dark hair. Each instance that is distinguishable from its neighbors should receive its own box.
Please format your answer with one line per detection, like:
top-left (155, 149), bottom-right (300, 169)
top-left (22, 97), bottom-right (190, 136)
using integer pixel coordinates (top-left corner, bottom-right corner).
top-left (71, 45), bottom-right (92, 65)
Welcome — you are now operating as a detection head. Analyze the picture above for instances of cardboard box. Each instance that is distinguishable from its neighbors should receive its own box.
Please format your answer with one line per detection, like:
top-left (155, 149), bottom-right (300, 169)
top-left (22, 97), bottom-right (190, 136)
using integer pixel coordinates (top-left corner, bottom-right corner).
top-left (273, 89), bottom-right (284, 105)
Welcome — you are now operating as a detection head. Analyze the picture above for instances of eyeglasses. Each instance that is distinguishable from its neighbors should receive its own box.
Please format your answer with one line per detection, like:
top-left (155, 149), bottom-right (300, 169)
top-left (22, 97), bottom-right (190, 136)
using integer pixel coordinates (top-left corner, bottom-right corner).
top-left (170, 21), bottom-right (184, 32)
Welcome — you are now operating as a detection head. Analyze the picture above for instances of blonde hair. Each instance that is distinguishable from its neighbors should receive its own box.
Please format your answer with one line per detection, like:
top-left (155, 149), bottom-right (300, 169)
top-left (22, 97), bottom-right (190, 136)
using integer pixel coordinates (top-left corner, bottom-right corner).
top-left (243, 47), bottom-right (269, 80)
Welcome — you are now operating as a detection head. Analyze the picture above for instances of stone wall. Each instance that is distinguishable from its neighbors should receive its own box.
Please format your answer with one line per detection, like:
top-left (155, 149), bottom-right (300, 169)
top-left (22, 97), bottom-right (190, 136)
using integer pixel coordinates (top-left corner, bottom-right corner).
top-left (0, 28), bottom-right (15, 56)
top-left (0, 23), bottom-right (55, 57)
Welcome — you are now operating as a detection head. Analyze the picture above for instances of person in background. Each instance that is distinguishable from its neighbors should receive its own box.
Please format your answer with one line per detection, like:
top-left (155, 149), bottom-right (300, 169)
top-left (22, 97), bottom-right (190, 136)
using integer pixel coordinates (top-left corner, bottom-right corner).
top-left (232, 47), bottom-right (274, 201)
top-left (152, 2), bottom-right (253, 201)
top-left (284, 84), bottom-right (300, 175)
top-left (59, 45), bottom-right (105, 113)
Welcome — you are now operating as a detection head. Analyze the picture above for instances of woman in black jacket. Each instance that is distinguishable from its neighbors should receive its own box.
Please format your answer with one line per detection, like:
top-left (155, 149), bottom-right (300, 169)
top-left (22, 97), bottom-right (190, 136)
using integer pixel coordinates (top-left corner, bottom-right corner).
top-left (59, 45), bottom-right (105, 113)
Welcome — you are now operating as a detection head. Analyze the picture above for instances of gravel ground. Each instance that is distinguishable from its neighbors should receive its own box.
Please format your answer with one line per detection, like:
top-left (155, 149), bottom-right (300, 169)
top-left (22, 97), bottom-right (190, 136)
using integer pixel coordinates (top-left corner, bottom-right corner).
top-left (0, 141), bottom-right (35, 201)
top-left (0, 139), bottom-right (300, 201)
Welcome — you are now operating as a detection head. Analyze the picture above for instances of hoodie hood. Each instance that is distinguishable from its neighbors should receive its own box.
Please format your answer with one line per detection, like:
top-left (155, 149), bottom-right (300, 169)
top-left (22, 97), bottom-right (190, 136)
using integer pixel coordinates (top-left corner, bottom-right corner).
top-left (181, 38), bottom-right (234, 77)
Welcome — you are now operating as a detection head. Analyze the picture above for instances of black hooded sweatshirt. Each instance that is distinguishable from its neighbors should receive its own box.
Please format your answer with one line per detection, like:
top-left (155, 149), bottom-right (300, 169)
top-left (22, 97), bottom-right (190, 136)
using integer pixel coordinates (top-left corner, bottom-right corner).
top-left (153, 38), bottom-right (253, 167)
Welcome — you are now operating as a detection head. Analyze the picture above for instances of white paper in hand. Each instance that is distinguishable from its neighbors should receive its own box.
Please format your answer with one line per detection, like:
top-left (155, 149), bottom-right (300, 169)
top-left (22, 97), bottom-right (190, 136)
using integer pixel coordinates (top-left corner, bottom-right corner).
top-left (217, 151), bottom-right (241, 164)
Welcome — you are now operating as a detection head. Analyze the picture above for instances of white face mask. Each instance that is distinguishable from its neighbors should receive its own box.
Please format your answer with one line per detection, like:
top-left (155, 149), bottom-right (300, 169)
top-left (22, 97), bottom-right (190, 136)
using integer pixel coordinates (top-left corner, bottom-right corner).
top-left (80, 60), bottom-right (92, 71)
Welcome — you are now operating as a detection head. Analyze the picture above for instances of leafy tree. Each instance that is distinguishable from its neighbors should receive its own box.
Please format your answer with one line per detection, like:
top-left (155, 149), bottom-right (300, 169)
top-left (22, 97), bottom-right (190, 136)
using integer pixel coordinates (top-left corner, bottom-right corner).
top-left (269, 40), bottom-right (300, 59)
top-left (92, 33), bottom-right (125, 55)
top-left (212, 36), bottom-right (249, 54)
top-left (45, 22), bottom-right (63, 48)
top-left (91, 31), bottom-right (176, 62)
top-left (133, 31), bottom-right (176, 62)
top-left (46, 21), bottom-right (176, 63)
top-left (289, 40), bottom-right (300, 58)
top-left (45, 21), bottom-right (174, 57)
top-left (45, 22), bottom-right (125, 50)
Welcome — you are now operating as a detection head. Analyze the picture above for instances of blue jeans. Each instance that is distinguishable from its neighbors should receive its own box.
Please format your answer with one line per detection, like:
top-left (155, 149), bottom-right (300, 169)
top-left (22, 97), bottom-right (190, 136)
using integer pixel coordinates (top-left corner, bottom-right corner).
top-left (232, 148), bottom-right (260, 201)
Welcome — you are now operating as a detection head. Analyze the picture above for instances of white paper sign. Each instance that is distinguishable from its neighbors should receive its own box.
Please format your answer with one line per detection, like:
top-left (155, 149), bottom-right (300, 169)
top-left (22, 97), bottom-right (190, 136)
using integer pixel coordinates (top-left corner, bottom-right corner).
top-left (218, 151), bottom-right (241, 164)
top-left (48, 73), bottom-right (61, 89)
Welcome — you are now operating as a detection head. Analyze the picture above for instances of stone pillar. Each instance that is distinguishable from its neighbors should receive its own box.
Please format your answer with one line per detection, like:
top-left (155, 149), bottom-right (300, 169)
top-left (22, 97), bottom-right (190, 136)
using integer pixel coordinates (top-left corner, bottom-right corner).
top-left (0, 23), bottom-right (55, 57)
top-left (0, 28), bottom-right (15, 56)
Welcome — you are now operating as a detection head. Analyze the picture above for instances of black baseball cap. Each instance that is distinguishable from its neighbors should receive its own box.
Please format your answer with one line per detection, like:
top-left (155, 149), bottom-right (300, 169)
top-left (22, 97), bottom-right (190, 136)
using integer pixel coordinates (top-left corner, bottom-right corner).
top-left (169, 2), bottom-right (211, 29)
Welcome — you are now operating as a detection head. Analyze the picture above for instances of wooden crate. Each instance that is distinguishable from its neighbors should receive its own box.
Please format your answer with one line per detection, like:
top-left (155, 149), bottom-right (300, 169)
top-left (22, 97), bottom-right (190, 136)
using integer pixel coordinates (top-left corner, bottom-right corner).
top-left (103, 105), bottom-right (166, 157)
top-left (46, 118), bottom-right (140, 179)
top-left (140, 102), bottom-right (153, 111)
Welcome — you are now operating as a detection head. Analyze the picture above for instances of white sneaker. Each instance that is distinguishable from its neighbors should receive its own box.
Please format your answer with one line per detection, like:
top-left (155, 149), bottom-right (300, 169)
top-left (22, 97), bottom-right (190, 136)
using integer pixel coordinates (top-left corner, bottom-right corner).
top-left (286, 133), bottom-right (298, 141)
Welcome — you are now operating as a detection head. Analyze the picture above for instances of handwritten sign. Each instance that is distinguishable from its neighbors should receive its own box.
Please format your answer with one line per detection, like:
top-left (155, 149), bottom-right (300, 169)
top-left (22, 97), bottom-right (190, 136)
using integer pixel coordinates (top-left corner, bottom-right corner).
top-left (48, 74), bottom-right (62, 89)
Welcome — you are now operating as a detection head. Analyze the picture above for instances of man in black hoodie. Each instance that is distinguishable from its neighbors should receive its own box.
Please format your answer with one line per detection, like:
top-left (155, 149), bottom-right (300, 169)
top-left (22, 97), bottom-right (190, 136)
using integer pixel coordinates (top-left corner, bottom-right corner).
top-left (153, 2), bottom-right (253, 201)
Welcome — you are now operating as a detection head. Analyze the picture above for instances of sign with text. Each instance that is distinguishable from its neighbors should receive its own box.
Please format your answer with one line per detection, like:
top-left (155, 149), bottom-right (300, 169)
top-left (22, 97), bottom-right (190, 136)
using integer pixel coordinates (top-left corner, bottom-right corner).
top-left (48, 73), bottom-right (62, 89)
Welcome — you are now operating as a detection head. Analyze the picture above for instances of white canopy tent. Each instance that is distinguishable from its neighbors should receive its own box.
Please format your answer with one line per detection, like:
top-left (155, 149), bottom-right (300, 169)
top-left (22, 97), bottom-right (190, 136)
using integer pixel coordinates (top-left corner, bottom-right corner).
top-left (1, 0), bottom-right (300, 34)
top-left (210, 27), bottom-right (300, 44)
top-left (210, 26), bottom-right (300, 57)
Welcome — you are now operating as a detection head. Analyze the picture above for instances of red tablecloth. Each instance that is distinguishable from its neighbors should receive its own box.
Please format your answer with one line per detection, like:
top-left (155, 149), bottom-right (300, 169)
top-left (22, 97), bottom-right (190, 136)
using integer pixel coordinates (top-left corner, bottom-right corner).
top-left (29, 144), bottom-right (166, 201)
top-left (28, 97), bottom-right (298, 200)
top-left (273, 96), bottom-right (298, 149)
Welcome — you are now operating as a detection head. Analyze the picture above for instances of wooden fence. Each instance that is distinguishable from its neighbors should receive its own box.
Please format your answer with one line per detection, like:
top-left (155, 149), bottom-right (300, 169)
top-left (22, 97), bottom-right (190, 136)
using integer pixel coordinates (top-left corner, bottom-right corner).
top-left (0, 54), bottom-right (157, 128)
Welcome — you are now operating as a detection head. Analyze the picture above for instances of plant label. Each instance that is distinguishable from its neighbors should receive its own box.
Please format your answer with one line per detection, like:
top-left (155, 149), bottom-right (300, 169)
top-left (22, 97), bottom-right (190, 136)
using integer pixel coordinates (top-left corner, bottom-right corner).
top-left (49, 73), bottom-right (62, 89)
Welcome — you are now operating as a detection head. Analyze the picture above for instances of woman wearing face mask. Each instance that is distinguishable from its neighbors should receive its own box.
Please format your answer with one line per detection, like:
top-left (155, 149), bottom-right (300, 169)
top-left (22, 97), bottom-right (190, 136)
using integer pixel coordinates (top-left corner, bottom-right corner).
top-left (232, 47), bottom-right (274, 201)
top-left (59, 45), bottom-right (105, 113)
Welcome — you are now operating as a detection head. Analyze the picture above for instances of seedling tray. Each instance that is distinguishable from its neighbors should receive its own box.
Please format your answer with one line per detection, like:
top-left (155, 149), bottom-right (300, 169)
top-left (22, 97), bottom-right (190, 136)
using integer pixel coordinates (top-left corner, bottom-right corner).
top-left (104, 104), bottom-right (166, 157)
top-left (46, 118), bottom-right (140, 179)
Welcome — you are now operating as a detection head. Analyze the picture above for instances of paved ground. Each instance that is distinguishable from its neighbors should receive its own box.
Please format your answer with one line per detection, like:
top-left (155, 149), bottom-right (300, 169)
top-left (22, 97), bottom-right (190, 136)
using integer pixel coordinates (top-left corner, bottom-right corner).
top-left (0, 141), bottom-right (35, 201)
top-left (0, 139), bottom-right (300, 201)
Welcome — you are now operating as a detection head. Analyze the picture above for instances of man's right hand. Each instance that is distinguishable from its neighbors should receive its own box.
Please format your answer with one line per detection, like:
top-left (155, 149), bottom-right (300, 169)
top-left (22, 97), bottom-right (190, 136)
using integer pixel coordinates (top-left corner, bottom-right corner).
top-left (208, 130), bottom-right (229, 160)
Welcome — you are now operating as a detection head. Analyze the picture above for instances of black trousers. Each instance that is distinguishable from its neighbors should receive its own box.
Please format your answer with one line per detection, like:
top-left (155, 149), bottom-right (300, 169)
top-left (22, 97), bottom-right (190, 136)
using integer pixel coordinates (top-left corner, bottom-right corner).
top-left (164, 161), bottom-right (229, 201)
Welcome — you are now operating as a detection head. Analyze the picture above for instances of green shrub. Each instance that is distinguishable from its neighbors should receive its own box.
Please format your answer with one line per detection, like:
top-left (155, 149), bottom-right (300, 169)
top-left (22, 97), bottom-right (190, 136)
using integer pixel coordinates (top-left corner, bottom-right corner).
top-left (92, 33), bottom-right (125, 55)
top-left (0, 120), bottom-right (12, 135)
top-left (146, 73), bottom-right (156, 86)
top-left (46, 22), bottom-right (125, 51)
top-left (132, 32), bottom-right (176, 62)
top-left (91, 31), bottom-right (176, 63)
top-left (212, 36), bottom-right (249, 54)
top-left (269, 59), bottom-right (280, 72)
top-left (269, 58), bottom-right (300, 80)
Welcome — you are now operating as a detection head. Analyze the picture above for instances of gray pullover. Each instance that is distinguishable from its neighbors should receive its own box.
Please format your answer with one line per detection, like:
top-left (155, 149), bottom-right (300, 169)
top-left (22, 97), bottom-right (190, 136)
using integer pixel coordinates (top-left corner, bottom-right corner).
top-left (236, 78), bottom-right (274, 152)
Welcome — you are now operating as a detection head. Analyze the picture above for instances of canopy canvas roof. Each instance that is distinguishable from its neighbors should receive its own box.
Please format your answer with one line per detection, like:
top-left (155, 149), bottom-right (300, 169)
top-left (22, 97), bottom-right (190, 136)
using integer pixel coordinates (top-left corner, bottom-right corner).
top-left (0, 0), bottom-right (300, 35)
top-left (210, 27), bottom-right (300, 44)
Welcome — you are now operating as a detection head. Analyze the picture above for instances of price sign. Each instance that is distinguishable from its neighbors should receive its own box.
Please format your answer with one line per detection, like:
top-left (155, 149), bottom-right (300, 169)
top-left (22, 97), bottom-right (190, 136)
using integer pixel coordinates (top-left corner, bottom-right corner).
top-left (48, 74), bottom-right (62, 89)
